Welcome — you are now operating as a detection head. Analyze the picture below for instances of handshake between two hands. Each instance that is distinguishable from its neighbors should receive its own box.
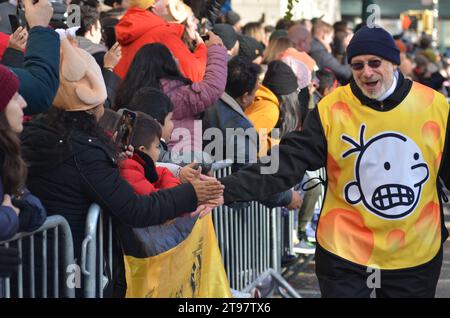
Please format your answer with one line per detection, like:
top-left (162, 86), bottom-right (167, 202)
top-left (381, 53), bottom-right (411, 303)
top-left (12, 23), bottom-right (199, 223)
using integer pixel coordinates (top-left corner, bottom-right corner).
top-left (185, 174), bottom-right (225, 220)
top-left (117, 146), bottom-right (225, 220)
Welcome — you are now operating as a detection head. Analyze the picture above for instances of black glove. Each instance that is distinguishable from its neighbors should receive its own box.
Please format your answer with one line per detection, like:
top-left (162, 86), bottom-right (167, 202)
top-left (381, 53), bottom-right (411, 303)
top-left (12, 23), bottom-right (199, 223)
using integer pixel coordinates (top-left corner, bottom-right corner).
top-left (0, 246), bottom-right (20, 278)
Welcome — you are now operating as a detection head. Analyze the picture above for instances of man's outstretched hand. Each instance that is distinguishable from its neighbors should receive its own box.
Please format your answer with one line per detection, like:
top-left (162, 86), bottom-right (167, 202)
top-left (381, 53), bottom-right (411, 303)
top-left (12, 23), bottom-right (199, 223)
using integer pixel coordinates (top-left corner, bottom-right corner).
top-left (187, 195), bottom-right (224, 219)
top-left (190, 173), bottom-right (224, 207)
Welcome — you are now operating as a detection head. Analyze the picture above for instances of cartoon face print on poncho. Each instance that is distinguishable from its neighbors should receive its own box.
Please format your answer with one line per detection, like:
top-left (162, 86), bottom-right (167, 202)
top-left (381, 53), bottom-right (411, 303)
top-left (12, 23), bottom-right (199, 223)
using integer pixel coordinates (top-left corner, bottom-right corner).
top-left (342, 125), bottom-right (429, 219)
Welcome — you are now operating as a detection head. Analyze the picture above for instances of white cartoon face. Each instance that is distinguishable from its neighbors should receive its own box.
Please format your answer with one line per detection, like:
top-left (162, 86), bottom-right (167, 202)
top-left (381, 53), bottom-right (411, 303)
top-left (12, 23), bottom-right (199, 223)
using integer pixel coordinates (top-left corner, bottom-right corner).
top-left (343, 125), bottom-right (429, 219)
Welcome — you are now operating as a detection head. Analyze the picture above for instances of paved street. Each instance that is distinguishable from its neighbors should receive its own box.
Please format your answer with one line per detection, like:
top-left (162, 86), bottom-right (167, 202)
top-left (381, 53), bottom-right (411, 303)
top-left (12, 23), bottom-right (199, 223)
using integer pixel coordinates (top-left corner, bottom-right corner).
top-left (285, 203), bottom-right (450, 298)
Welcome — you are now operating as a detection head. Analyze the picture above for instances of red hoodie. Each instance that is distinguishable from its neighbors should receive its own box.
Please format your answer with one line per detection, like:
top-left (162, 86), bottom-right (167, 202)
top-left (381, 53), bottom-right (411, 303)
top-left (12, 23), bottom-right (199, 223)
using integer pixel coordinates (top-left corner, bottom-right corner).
top-left (120, 153), bottom-right (180, 195)
top-left (115, 8), bottom-right (207, 83)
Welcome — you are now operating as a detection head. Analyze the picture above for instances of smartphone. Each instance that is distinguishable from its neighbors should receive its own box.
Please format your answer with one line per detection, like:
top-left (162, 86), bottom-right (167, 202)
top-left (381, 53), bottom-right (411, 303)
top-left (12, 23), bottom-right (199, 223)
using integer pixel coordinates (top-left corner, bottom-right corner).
top-left (114, 110), bottom-right (137, 150)
top-left (198, 18), bottom-right (211, 42)
top-left (200, 34), bottom-right (210, 42)
top-left (8, 15), bottom-right (20, 33)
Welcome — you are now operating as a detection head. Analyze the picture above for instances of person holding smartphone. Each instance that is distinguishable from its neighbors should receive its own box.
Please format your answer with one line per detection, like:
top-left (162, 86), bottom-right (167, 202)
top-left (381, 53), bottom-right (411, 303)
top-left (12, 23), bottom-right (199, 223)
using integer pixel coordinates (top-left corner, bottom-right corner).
top-left (1, 26), bottom-right (28, 68)
top-left (3, 0), bottom-right (61, 115)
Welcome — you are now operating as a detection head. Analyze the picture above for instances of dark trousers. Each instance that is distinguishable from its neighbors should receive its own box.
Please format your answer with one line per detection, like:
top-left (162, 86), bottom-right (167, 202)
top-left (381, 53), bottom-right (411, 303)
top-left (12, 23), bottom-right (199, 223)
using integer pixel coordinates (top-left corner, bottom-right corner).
top-left (315, 244), bottom-right (443, 298)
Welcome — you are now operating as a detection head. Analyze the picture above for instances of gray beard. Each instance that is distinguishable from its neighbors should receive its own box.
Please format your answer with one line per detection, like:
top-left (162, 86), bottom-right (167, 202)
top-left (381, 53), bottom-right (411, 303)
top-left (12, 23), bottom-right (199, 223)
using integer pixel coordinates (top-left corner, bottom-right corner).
top-left (359, 72), bottom-right (396, 100)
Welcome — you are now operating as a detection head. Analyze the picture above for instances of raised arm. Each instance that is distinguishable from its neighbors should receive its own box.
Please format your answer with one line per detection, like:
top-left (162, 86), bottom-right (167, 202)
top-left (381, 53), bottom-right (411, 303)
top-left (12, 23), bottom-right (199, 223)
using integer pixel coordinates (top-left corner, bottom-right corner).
top-left (11, 0), bottom-right (59, 115)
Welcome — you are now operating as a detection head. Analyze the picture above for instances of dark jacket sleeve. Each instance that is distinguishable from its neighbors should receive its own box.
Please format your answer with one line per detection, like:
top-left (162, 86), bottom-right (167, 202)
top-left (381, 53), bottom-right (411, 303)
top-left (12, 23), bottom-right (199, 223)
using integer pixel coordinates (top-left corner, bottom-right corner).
top-left (102, 68), bottom-right (121, 109)
top-left (170, 44), bottom-right (228, 119)
top-left (93, 51), bottom-right (105, 69)
top-left (75, 147), bottom-right (198, 228)
top-left (260, 189), bottom-right (293, 209)
top-left (0, 205), bottom-right (19, 241)
top-left (439, 111), bottom-right (450, 189)
top-left (12, 190), bottom-right (47, 233)
top-left (1, 48), bottom-right (24, 68)
top-left (11, 26), bottom-right (60, 115)
top-left (310, 41), bottom-right (352, 82)
top-left (220, 107), bottom-right (327, 204)
top-left (0, 178), bottom-right (19, 241)
top-left (321, 52), bottom-right (352, 81)
top-left (318, 51), bottom-right (352, 80)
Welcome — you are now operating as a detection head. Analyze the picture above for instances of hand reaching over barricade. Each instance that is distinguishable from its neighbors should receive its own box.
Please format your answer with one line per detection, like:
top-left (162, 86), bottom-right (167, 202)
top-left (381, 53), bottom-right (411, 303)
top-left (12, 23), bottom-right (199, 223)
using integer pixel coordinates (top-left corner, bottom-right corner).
top-left (286, 191), bottom-right (303, 210)
top-left (190, 174), bottom-right (224, 207)
top-left (178, 162), bottom-right (201, 183)
top-left (187, 194), bottom-right (224, 219)
top-left (189, 174), bottom-right (224, 218)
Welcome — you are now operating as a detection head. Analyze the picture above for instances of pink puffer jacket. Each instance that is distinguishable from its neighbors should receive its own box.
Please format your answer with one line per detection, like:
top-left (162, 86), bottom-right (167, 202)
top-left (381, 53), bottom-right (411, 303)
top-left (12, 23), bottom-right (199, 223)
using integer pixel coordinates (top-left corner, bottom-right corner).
top-left (160, 44), bottom-right (228, 151)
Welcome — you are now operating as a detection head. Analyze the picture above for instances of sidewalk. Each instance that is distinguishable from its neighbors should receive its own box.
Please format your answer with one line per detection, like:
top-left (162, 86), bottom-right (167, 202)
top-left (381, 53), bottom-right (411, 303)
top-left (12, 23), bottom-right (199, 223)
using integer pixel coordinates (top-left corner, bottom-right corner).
top-left (286, 203), bottom-right (450, 298)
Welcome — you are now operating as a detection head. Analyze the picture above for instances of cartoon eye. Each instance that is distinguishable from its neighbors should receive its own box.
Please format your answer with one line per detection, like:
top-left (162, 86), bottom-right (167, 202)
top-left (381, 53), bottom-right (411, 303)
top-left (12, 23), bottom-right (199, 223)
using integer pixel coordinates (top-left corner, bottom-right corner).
top-left (384, 162), bottom-right (391, 170)
top-left (414, 153), bottom-right (419, 160)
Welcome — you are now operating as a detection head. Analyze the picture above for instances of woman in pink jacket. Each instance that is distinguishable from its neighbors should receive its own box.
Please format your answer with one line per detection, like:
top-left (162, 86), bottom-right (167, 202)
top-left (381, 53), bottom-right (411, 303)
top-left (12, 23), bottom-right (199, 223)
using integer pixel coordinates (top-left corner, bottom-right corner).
top-left (115, 32), bottom-right (227, 151)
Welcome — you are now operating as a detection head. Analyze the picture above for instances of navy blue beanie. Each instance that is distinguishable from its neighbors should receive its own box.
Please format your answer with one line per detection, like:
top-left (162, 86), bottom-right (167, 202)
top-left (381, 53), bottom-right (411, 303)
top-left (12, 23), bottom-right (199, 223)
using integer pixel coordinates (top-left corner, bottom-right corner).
top-left (347, 26), bottom-right (400, 65)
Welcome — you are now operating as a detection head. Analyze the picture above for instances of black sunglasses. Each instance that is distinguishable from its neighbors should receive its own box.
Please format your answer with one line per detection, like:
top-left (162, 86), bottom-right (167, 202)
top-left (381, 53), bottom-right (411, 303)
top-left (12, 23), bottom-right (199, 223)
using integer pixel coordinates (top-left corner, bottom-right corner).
top-left (350, 59), bottom-right (383, 71)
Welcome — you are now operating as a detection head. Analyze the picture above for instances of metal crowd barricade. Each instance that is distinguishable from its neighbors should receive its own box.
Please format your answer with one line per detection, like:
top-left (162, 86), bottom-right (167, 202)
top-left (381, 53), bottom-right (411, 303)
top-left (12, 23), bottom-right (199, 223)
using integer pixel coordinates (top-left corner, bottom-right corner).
top-left (213, 165), bottom-right (300, 298)
top-left (80, 163), bottom-right (301, 298)
top-left (1, 161), bottom-right (321, 299)
top-left (283, 167), bottom-right (327, 283)
top-left (0, 215), bottom-right (75, 298)
top-left (283, 168), bottom-right (327, 254)
top-left (280, 208), bottom-right (295, 260)
top-left (81, 203), bottom-right (114, 298)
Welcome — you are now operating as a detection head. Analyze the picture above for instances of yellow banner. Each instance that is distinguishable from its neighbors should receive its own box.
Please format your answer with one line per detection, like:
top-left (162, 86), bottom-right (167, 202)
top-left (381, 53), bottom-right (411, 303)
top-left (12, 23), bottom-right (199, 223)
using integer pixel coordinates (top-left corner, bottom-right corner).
top-left (124, 214), bottom-right (232, 298)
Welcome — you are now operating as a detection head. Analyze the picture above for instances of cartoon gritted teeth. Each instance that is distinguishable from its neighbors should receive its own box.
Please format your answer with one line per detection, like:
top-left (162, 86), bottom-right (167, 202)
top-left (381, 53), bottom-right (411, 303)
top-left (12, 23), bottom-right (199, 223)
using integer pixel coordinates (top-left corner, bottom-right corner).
top-left (342, 124), bottom-right (430, 220)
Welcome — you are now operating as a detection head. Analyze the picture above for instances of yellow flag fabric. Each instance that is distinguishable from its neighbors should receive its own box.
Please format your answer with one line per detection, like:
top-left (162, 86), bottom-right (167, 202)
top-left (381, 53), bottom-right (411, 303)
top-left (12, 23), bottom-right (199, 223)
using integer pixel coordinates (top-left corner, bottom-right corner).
top-left (124, 214), bottom-right (232, 298)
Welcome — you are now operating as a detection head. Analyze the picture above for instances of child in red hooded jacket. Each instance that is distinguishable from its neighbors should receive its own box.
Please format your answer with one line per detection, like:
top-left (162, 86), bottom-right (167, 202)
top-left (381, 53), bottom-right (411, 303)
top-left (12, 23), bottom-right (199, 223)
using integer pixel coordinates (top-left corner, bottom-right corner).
top-left (119, 111), bottom-right (183, 194)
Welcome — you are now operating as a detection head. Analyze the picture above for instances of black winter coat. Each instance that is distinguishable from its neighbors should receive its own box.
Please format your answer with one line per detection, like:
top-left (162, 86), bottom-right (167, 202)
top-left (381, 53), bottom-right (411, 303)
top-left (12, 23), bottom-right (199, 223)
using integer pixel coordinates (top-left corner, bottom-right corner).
top-left (20, 117), bottom-right (197, 296)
